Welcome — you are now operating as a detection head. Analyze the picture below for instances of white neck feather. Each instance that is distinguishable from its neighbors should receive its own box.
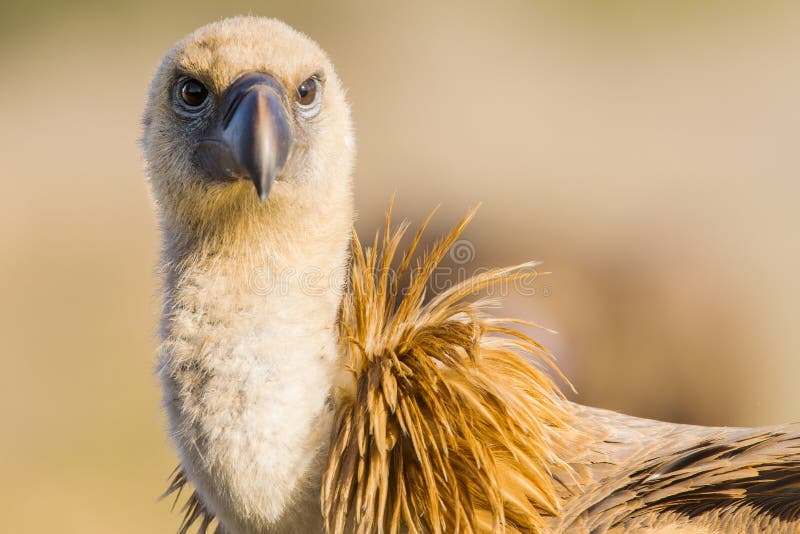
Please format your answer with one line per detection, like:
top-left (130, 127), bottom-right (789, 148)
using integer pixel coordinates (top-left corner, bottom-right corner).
top-left (158, 190), bottom-right (351, 533)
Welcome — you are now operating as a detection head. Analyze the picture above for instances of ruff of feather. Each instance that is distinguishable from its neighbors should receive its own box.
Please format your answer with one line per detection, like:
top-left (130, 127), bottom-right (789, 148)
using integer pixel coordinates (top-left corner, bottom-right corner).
top-left (322, 206), bottom-right (573, 534)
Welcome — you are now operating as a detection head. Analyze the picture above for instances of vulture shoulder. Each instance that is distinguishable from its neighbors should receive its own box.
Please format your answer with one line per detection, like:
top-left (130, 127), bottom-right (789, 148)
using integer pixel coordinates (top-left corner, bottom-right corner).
top-left (553, 405), bottom-right (800, 533)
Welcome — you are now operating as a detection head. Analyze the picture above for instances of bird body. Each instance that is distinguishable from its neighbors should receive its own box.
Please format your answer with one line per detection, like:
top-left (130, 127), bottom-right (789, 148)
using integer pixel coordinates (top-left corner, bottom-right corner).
top-left (142, 17), bottom-right (800, 534)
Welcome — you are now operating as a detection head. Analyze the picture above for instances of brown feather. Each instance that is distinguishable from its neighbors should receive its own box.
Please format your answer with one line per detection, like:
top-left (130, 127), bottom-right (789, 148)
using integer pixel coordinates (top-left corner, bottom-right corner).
top-left (321, 207), bottom-right (572, 534)
top-left (552, 405), bottom-right (800, 532)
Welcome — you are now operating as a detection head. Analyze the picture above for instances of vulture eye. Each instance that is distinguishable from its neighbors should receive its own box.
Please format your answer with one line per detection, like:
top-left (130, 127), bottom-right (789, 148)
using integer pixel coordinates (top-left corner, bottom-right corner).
top-left (179, 78), bottom-right (208, 107)
top-left (297, 77), bottom-right (318, 106)
top-left (297, 76), bottom-right (322, 118)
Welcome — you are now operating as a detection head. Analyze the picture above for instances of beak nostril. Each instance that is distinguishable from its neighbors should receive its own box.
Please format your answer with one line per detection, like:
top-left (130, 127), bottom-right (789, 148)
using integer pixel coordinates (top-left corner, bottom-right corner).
top-left (221, 90), bottom-right (246, 129)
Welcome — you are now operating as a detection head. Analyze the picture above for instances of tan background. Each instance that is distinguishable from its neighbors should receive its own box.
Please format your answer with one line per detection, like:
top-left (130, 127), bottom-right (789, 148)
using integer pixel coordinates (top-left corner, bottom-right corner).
top-left (1, 1), bottom-right (798, 532)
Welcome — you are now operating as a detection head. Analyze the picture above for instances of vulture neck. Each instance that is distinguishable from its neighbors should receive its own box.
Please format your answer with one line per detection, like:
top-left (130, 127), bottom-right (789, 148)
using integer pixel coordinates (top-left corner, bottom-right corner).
top-left (158, 183), bottom-right (353, 533)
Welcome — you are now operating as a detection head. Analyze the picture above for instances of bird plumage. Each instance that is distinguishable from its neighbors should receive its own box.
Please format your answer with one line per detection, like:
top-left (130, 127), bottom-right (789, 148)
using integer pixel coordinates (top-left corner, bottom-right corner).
top-left (553, 405), bottom-right (800, 533)
top-left (322, 206), bottom-right (572, 534)
top-left (144, 16), bottom-right (800, 534)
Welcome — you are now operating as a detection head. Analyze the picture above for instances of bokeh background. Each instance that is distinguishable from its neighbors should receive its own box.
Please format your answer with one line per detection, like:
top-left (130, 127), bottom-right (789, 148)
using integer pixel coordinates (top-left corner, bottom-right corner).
top-left (2, 1), bottom-right (798, 531)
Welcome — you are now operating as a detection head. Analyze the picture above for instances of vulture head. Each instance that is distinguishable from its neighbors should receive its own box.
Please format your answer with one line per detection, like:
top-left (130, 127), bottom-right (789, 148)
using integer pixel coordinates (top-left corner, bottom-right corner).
top-left (141, 17), bottom-right (354, 231)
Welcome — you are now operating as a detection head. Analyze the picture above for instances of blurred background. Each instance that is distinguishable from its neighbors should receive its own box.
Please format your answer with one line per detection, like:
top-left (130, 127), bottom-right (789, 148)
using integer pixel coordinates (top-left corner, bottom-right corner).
top-left (2, 0), bottom-right (798, 531)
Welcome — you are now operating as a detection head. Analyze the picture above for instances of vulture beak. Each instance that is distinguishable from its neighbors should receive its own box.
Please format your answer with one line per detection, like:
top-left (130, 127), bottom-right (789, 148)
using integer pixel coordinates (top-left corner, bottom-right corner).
top-left (197, 72), bottom-right (293, 202)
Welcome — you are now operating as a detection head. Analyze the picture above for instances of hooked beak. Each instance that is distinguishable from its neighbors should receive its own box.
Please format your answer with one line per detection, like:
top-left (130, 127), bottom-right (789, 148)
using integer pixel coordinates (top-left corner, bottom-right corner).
top-left (196, 72), bottom-right (293, 202)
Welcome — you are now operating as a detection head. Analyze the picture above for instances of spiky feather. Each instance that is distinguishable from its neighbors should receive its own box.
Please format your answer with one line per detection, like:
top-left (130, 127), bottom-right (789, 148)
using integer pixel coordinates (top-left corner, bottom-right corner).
top-left (163, 468), bottom-right (218, 534)
top-left (321, 205), bottom-right (573, 534)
